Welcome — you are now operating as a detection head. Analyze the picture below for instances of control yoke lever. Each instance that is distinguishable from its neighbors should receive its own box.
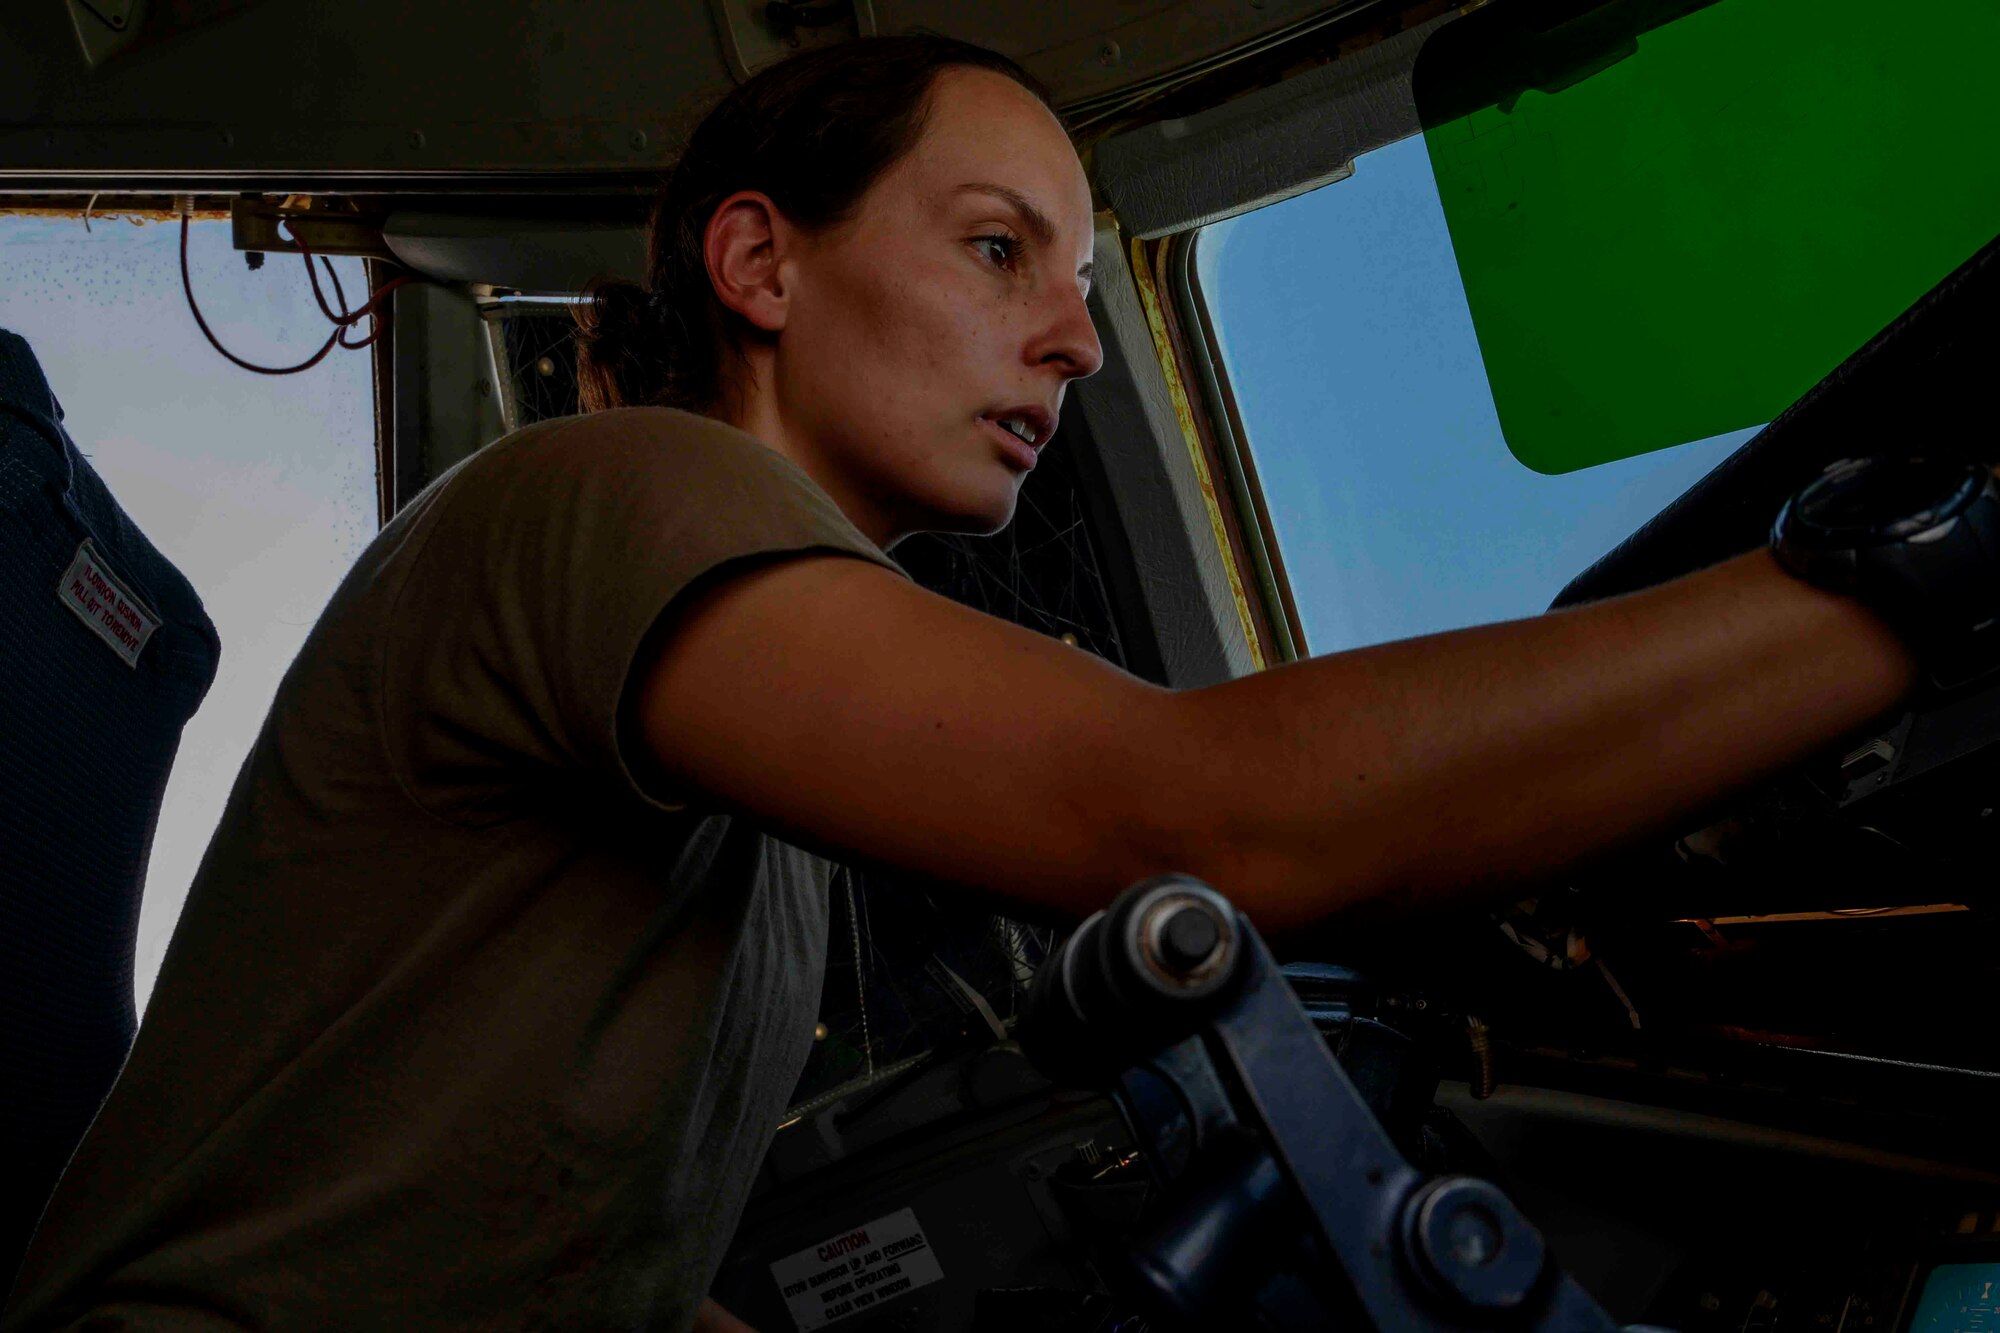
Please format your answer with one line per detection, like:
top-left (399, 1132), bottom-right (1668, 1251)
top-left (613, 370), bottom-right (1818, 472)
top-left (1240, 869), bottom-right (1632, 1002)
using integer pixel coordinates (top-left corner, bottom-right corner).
top-left (1018, 875), bottom-right (1627, 1333)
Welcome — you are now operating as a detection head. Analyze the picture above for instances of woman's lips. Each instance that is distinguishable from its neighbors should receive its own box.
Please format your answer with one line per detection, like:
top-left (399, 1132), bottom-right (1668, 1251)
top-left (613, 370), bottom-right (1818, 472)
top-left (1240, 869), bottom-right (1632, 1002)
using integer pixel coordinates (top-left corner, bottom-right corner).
top-left (979, 415), bottom-right (1040, 471)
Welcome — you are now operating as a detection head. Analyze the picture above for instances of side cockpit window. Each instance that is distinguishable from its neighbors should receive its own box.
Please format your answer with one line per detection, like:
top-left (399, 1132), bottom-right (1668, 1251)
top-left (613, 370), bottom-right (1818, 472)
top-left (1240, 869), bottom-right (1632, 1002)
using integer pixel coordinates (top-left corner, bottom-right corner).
top-left (0, 211), bottom-right (378, 1011)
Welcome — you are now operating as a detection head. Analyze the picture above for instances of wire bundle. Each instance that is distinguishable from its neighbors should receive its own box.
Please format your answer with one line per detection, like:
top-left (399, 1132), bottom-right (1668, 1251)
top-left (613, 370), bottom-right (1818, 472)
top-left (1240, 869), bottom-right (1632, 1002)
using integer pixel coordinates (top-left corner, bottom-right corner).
top-left (179, 211), bottom-right (415, 376)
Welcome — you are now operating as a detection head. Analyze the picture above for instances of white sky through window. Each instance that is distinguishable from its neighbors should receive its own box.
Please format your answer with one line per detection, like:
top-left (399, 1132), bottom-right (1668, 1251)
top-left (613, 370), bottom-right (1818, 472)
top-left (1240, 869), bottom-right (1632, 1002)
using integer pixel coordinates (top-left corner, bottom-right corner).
top-left (0, 215), bottom-right (377, 1012)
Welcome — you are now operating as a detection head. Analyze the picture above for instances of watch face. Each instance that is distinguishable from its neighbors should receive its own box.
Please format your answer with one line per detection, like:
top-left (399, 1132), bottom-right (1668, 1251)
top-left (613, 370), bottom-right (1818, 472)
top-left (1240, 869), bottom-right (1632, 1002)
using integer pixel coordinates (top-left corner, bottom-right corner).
top-left (1797, 457), bottom-right (1983, 542)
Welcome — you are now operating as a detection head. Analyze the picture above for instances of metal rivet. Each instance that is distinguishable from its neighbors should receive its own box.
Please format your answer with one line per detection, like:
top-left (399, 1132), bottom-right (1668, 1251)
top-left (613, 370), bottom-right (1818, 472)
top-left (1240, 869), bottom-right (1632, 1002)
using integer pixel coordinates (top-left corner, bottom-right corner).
top-left (813, 1021), bottom-right (829, 1041)
top-left (407, 130), bottom-right (426, 150)
top-left (535, 356), bottom-right (557, 378)
top-left (1060, 632), bottom-right (1079, 647)
top-left (219, 129), bottom-right (235, 148)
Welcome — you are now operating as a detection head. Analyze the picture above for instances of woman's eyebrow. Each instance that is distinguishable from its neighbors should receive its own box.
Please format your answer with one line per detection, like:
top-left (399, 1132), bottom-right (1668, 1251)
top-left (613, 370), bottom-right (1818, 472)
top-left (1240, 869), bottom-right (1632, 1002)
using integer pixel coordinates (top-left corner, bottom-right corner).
top-left (953, 182), bottom-right (1095, 285)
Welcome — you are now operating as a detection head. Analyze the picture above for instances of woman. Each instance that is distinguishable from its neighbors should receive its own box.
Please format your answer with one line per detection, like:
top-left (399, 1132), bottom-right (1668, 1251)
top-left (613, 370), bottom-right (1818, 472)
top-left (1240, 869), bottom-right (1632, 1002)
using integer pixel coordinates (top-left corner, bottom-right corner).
top-left (3, 34), bottom-right (1920, 1333)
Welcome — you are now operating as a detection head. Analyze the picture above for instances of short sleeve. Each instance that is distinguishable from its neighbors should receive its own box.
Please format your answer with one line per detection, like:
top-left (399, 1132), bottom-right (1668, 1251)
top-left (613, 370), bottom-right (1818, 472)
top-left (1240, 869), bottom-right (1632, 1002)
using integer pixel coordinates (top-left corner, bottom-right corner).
top-left (377, 407), bottom-right (903, 822)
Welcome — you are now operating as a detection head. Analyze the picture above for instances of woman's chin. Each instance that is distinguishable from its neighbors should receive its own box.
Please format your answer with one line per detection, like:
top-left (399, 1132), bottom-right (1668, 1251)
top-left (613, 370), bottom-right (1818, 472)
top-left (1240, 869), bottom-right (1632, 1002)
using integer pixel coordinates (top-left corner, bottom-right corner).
top-left (908, 473), bottom-right (1021, 537)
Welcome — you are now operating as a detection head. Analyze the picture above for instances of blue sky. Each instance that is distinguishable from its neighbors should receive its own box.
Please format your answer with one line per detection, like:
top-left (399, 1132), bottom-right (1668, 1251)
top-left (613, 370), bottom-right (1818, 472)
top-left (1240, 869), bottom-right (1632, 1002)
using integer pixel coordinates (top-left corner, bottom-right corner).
top-left (1200, 132), bottom-right (1757, 657)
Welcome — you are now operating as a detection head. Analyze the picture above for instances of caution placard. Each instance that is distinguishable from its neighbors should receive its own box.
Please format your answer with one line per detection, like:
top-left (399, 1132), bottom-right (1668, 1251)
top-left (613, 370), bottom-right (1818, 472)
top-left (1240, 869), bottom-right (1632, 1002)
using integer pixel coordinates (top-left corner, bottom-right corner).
top-left (769, 1207), bottom-right (944, 1330)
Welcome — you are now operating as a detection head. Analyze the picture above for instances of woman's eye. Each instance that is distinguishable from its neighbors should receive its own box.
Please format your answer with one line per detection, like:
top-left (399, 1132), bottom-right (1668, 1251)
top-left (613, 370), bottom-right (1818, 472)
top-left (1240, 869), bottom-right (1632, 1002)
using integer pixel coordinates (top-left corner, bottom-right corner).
top-left (972, 235), bottom-right (1019, 269)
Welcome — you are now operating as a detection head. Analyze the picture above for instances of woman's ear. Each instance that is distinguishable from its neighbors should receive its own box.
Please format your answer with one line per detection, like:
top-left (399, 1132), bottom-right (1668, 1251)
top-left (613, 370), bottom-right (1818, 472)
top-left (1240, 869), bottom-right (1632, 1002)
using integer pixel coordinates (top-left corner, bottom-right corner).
top-left (703, 191), bottom-right (791, 334)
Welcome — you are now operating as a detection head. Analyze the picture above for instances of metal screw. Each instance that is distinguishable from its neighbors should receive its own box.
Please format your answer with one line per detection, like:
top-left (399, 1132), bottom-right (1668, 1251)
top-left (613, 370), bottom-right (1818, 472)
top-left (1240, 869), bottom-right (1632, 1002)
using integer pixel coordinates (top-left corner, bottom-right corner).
top-left (628, 130), bottom-right (650, 151)
top-left (219, 129), bottom-right (236, 148)
top-left (476, 378), bottom-right (492, 399)
top-left (1096, 40), bottom-right (1121, 67)
top-left (407, 130), bottom-right (426, 150)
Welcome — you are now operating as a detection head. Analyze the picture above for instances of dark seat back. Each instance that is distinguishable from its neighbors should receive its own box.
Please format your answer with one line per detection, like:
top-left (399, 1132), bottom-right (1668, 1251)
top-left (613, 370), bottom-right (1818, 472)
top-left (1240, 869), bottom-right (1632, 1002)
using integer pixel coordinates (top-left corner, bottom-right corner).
top-left (0, 330), bottom-right (220, 1295)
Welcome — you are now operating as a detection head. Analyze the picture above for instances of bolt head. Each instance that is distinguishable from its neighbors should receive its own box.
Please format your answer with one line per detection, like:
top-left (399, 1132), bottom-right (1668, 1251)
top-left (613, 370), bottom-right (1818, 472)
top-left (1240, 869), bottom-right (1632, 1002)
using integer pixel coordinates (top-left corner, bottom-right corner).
top-left (1158, 905), bottom-right (1220, 974)
top-left (1407, 1177), bottom-right (1546, 1312)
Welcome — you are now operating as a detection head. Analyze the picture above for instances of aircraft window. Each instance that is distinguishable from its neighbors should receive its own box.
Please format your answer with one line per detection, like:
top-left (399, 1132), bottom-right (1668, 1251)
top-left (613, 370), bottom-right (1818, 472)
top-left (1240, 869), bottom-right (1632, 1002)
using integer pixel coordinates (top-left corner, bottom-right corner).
top-left (1195, 133), bottom-right (1759, 658)
top-left (0, 214), bottom-right (377, 1011)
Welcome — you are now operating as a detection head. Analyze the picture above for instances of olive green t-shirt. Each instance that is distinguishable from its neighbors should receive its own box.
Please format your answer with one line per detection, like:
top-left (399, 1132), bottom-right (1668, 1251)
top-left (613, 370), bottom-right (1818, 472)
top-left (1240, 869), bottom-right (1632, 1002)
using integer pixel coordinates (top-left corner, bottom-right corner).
top-left (2, 409), bottom-right (902, 1333)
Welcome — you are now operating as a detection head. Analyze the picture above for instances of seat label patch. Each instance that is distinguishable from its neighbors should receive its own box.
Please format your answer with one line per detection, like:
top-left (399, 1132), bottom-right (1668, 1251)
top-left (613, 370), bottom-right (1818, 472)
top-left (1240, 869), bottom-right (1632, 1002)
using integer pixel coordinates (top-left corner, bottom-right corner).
top-left (769, 1206), bottom-right (944, 1329)
top-left (58, 540), bottom-right (160, 668)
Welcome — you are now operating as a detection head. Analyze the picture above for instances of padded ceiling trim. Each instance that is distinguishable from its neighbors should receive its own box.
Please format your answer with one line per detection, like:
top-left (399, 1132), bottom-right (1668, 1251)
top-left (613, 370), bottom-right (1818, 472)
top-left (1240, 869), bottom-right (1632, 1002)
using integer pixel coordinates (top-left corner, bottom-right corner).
top-left (0, 0), bottom-right (1390, 188)
top-left (1094, 12), bottom-right (1453, 239)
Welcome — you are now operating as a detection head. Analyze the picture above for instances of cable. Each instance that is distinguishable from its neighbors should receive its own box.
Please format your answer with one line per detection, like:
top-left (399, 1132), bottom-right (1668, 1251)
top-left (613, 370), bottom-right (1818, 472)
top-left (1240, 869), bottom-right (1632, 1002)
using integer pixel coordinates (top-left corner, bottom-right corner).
top-left (179, 211), bottom-right (413, 375)
top-left (181, 214), bottom-right (341, 376)
top-left (1465, 1014), bottom-right (1496, 1099)
top-left (841, 866), bottom-right (873, 1082)
top-left (286, 221), bottom-right (413, 350)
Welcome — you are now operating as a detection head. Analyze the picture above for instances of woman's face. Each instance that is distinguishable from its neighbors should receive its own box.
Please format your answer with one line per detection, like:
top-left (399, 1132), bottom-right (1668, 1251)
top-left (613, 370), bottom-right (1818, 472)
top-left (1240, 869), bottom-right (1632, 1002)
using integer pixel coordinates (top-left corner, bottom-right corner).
top-left (769, 67), bottom-right (1103, 545)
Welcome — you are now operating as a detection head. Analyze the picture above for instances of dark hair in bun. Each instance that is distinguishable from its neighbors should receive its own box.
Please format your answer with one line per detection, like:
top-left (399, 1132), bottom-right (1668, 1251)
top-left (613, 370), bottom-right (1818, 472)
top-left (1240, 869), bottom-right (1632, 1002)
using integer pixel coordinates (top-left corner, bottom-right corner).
top-left (574, 35), bottom-right (1049, 415)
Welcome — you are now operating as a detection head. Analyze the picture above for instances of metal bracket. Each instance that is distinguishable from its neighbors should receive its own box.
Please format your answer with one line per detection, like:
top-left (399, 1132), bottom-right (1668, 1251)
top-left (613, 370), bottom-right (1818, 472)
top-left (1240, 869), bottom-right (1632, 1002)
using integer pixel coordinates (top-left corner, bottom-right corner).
top-left (65, 0), bottom-right (146, 68)
top-left (229, 198), bottom-right (397, 264)
top-left (707, 0), bottom-right (875, 83)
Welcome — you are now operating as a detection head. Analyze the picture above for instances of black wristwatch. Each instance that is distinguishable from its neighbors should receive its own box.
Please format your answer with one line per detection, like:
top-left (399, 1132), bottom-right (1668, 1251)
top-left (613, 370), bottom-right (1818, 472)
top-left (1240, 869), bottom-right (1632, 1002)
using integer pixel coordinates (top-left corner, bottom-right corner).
top-left (1771, 456), bottom-right (2000, 694)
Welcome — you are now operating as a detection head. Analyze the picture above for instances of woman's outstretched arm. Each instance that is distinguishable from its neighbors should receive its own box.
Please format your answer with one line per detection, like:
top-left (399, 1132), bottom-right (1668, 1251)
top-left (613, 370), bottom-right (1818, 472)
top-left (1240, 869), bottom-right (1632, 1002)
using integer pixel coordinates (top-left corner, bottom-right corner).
top-left (632, 547), bottom-right (1914, 930)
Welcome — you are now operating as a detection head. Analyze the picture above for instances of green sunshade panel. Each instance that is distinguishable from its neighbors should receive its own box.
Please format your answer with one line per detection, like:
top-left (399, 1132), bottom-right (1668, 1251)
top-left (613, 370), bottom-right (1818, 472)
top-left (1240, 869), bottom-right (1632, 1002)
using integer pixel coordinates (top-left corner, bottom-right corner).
top-left (1415, 0), bottom-right (2000, 474)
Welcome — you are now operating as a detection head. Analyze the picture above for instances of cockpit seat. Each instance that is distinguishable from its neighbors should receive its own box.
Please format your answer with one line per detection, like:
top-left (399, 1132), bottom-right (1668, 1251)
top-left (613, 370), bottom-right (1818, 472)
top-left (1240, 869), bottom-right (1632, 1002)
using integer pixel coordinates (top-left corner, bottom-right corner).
top-left (0, 330), bottom-right (220, 1296)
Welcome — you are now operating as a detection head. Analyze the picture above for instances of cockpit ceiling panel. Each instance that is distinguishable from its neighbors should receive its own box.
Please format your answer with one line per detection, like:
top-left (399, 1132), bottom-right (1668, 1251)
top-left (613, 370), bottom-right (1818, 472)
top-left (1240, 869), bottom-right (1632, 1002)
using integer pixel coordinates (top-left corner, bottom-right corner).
top-left (0, 0), bottom-right (1382, 186)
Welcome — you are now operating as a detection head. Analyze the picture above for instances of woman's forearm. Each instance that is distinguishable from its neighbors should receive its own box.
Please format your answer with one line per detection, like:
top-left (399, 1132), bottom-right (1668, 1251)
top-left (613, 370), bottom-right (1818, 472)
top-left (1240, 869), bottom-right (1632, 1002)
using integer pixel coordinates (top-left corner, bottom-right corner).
top-left (1173, 550), bottom-right (1917, 927)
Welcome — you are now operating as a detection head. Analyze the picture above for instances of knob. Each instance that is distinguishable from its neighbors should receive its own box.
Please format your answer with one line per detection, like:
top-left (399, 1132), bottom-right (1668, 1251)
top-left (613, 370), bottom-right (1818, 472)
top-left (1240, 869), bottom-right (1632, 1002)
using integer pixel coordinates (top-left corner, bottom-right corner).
top-left (1158, 904), bottom-right (1221, 975)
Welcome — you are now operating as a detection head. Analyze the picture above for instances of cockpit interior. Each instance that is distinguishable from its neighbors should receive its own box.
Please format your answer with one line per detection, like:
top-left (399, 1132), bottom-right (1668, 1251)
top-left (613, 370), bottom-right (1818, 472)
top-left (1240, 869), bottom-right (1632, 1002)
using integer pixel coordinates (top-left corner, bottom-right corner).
top-left (3, 0), bottom-right (1998, 1329)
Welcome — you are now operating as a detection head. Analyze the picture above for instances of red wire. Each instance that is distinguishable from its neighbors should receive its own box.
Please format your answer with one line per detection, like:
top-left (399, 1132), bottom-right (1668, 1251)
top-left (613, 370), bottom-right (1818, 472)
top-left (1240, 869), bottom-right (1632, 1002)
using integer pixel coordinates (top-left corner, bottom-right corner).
top-left (287, 221), bottom-right (413, 348)
top-left (180, 213), bottom-right (414, 375)
top-left (181, 215), bottom-right (340, 376)
top-left (308, 250), bottom-right (383, 349)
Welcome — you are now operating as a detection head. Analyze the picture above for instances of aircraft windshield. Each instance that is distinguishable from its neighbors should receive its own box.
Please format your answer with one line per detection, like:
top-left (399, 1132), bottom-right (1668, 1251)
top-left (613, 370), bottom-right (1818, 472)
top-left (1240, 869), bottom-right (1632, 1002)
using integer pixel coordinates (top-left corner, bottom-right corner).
top-left (1198, 133), bottom-right (1753, 658)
